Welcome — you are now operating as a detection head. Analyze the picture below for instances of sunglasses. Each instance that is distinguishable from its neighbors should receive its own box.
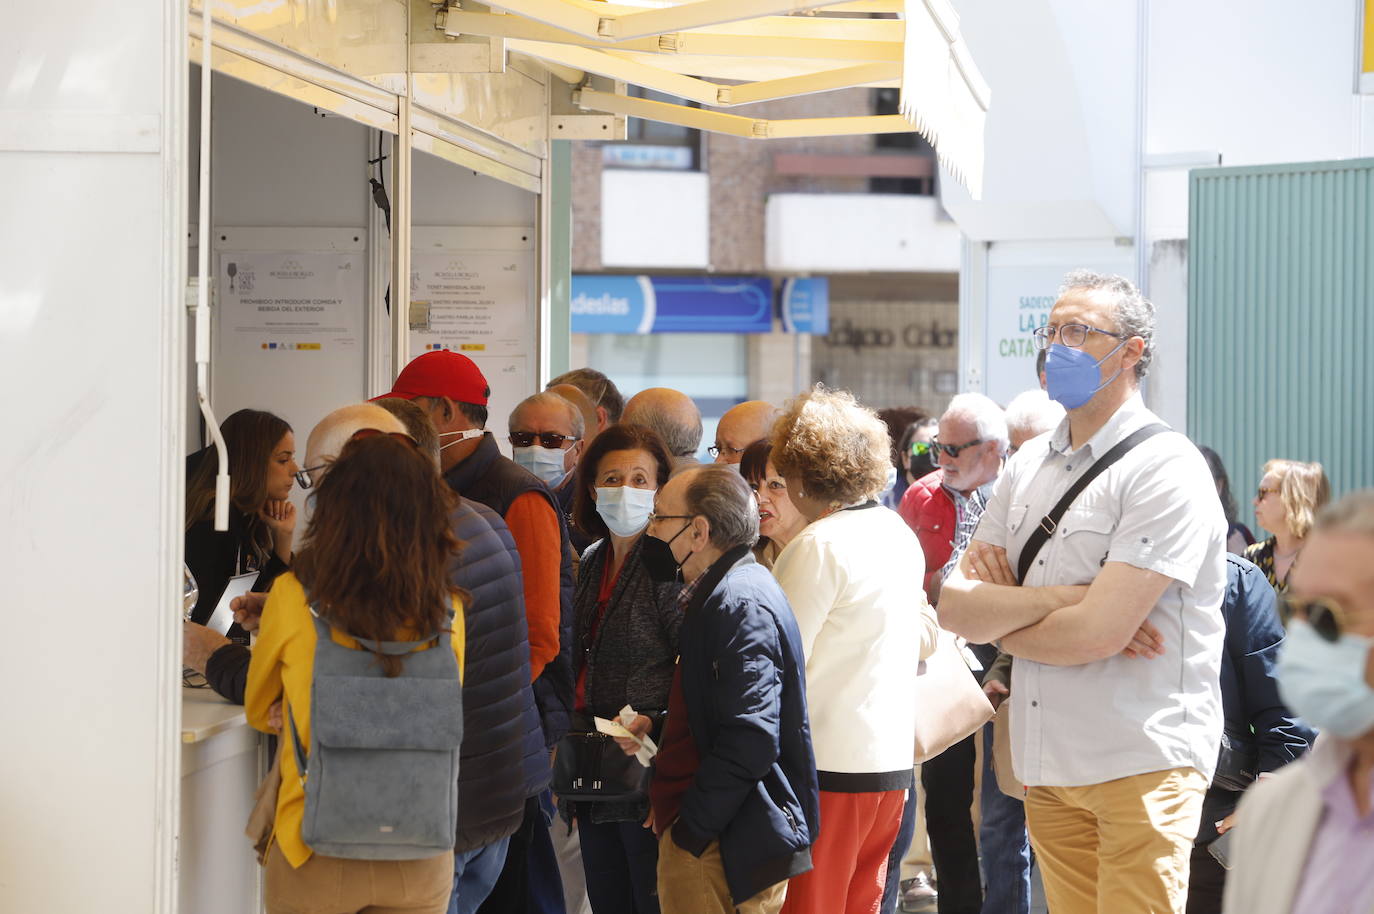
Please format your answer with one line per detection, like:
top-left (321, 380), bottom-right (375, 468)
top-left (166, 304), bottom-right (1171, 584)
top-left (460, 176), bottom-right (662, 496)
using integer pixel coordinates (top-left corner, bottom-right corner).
top-left (930, 437), bottom-right (986, 459)
top-left (295, 428), bottom-right (420, 489)
top-left (1256, 486), bottom-right (1277, 500)
top-left (1282, 594), bottom-right (1348, 643)
top-left (509, 430), bottom-right (579, 449)
top-left (910, 441), bottom-right (933, 457)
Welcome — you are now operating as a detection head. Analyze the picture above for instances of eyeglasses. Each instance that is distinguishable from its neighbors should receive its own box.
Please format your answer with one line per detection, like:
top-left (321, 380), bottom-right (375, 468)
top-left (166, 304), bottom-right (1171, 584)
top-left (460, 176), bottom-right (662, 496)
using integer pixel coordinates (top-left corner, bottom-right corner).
top-left (1256, 486), bottom-right (1277, 500)
top-left (708, 443), bottom-right (746, 459)
top-left (295, 464), bottom-right (328, 489)
top-left (930, 437), bottom-right (986, 459)
top-left (509, 430), bottom-right (579, 449)
top-left (296, 429), bottom-right (419, 489)
top-left (647, 511), bottom-right (694, 524)
top-left (1032, 323), bottom-right (1126, 351)
top-left (1282, 595), bottom-right (1348, 643)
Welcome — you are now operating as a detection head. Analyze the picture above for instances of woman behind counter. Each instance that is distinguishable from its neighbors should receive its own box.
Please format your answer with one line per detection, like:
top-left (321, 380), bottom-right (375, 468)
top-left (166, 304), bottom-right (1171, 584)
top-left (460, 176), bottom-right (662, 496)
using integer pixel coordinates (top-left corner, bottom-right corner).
top-left (184, 408), bottom-right (298, 632)
top-left (245, 431), bottom-right (466, 914)
top-left (564, 423), bottom-right (682, 914)
top-left (182, 408), bottom-right (297, 701)
top-left (738, 440), bottom-right (807, 570)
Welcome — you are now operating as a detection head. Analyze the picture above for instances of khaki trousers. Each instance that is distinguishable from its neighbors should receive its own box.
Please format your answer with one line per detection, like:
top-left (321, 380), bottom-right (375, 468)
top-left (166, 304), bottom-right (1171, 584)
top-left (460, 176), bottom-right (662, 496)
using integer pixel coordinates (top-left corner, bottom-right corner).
top-left (657, 824), bottom-right (787, 914)
top-left (1024, 766), bottom-right (1207, 914)
top-left (264, 843), bottom-right (453, 914)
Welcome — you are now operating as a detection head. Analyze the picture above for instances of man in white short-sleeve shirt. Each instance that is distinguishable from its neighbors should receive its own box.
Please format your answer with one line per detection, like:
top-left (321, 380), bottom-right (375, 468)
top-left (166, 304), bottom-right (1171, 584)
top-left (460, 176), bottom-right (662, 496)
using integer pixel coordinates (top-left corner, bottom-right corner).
top-left (939, 270), bottom-right (1226, 914)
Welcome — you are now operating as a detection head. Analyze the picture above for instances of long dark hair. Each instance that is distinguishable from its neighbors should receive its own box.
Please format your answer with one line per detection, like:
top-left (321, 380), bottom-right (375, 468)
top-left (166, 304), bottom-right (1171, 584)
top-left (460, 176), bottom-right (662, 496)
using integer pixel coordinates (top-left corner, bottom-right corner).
top-left (572, 423), bottom-right (673, 540)
top-left (185, 410), bottom-right (292, 564)
top-left (292, 435), bottom-right (461, 676)
top-left (1198, 445), bottom-right (1239, 524)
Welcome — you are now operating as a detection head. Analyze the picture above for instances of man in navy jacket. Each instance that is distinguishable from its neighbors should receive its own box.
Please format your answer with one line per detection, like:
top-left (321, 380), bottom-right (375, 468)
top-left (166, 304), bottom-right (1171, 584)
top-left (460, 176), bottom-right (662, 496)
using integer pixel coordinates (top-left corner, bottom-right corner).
top-left (638, 465), bottom-right (818, 913)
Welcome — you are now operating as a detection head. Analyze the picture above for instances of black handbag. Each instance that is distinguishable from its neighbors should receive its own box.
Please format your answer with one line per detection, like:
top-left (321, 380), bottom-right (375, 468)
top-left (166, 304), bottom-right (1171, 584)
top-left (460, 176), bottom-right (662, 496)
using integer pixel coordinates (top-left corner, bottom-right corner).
top-left (1212, 726), bottom-right (1260, 793)
top-left (551, 729), bottom-right (651, 803)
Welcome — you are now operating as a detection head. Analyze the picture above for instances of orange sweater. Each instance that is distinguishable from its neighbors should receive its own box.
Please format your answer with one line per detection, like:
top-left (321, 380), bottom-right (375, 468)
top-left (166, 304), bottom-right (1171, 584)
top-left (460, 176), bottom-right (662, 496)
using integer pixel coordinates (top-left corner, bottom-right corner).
top-left (504, 491), bottom-right (562, 680)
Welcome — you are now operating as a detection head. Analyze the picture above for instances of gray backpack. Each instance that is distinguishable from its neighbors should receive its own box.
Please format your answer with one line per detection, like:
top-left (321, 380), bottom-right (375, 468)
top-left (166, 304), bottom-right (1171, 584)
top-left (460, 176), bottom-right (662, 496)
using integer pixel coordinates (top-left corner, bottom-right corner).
top-left (286, 604), bottom-right (463, 860)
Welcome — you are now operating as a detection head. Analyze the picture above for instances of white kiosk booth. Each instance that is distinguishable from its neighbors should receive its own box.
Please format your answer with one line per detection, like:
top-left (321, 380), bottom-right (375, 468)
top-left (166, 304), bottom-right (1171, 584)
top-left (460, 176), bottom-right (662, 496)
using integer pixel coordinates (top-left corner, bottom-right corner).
top-left (1, 2), bottom-right (987, 910)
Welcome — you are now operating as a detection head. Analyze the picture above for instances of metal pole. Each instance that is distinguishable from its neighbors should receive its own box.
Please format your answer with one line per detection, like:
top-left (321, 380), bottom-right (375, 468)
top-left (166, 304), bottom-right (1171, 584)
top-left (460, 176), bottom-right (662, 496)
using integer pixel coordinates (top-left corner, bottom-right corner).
top-left (391, 97), bottom-right (412, 382)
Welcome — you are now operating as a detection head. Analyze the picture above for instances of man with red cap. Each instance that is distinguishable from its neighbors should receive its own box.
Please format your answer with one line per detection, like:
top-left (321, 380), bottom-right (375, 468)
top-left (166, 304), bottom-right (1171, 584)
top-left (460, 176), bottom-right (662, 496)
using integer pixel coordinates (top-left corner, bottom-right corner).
top-left (380, 350), bottom-right (575, 914)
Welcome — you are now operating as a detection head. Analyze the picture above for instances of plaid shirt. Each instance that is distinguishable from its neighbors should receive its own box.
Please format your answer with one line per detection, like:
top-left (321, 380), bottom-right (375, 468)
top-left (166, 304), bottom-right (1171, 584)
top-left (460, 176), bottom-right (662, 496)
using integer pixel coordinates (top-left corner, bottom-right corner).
top-left (939, 482), bottom-right (993, 581)
top-left (676, 571), bottom-right (704, 613)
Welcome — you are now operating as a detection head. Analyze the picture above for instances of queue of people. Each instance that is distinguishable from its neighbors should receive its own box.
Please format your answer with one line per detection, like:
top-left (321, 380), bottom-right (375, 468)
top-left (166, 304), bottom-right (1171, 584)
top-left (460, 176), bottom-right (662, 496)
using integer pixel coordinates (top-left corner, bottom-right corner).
top-left (178, 267), bottom-right (1371, 914)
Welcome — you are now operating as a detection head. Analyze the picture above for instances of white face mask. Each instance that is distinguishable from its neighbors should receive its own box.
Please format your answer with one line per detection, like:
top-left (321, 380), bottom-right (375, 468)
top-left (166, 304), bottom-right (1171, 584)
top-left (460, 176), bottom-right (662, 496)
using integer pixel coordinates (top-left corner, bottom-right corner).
top-left (438, 428), bottom-right (484, 452)
top-left (595, 485), bottom-right (656, 538)
top-left (513, 445), bottom-right (568, 486)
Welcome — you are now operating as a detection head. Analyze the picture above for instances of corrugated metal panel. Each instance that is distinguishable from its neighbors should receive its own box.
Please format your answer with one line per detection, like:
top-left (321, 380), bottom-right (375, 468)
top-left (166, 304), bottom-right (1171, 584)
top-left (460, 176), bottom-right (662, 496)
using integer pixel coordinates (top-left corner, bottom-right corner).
top-left (1189, 158), bottom-right (1374, 533)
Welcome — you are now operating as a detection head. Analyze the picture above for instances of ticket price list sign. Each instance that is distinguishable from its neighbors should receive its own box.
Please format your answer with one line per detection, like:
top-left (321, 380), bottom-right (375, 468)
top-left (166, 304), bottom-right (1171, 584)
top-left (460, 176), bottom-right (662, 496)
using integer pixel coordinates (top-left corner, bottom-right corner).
top-left (409, 252), bottom-right (529, 356)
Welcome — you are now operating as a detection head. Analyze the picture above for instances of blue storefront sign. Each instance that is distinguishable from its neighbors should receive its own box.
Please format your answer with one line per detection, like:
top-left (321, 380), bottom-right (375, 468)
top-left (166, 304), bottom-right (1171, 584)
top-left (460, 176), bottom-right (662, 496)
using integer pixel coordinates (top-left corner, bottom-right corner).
top-left (572, 275), bottom-right (773, 334)
top-left (780, 277), bottom-right (829, 335)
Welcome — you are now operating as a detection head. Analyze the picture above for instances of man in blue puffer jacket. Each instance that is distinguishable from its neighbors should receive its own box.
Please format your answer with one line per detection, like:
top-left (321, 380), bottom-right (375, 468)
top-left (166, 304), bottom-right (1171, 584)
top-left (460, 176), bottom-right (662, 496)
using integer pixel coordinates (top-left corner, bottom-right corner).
top-left (639, 465), bottom-right (818, 914)
top-left (447, 497), bottom-right (554, 914)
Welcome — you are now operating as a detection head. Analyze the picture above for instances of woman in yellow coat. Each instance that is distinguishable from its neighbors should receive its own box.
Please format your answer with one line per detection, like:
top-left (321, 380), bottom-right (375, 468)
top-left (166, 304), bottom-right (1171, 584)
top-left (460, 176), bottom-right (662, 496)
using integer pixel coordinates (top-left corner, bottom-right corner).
top-left (246, 430), bottom-right (466, 914)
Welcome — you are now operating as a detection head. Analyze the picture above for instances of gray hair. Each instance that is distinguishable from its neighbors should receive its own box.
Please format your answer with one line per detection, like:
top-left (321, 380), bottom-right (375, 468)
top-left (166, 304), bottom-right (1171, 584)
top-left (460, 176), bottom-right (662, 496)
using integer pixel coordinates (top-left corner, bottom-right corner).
top-left (1315, 490), bottom-right (1374, 538)
top-left (374, 397), bottom-right (441, 467)
top-left (684, 465), bottom-right (759, 551)
top-left (547, 367), bottom-right (624, 423)
top-left (1003, 389), bottom-right (1065, 440)
top-left (509, 391), bottom-right (584, 439)
top-left (942, 392), bottom-right (1010, 455)
top-left (1059, 269), bottom-right (1155, 379)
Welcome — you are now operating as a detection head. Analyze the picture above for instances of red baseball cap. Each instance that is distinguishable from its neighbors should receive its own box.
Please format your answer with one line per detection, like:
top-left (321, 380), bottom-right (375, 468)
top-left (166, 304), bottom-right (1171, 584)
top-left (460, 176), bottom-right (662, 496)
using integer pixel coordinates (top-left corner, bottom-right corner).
top-left (376, 350), bottom-right (490, 405)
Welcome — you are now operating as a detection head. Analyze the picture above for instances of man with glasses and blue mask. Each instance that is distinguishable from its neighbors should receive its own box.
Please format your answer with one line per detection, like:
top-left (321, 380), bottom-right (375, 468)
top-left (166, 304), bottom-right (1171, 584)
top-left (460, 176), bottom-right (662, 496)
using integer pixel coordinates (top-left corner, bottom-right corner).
top-left (1222, 490), bottom-right (1374, 914)
top-left (939, 270), bottom-right (1227, 914)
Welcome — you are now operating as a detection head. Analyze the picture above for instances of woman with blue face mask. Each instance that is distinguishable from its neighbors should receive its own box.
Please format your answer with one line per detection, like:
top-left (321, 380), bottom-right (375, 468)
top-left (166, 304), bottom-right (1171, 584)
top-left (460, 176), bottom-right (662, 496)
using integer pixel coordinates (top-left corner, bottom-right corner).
top-left (560, 423), bottom-right (682, 914)
top-left (1220, 490), bottom-right (1374, 914)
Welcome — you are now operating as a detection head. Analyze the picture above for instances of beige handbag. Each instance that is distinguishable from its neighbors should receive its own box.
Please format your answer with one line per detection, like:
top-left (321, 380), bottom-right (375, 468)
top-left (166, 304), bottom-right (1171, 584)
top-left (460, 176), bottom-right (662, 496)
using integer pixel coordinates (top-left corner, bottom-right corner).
top-left (913, 629), bottom-right (996, 763)
top-left (245, 746), bottom-right (283, 865)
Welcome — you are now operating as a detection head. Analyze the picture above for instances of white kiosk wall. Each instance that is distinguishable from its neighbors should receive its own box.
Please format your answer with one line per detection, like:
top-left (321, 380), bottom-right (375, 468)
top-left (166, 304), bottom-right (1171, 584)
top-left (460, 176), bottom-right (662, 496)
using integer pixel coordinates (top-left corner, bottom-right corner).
top-left (411, 150), bottom-right (539, 443)
top-left (200, 77), bottom-right (542, 463)
top-left (1, 4), bottom-right (183, 912)
top-left (206, 75), bottom-right (374, 468)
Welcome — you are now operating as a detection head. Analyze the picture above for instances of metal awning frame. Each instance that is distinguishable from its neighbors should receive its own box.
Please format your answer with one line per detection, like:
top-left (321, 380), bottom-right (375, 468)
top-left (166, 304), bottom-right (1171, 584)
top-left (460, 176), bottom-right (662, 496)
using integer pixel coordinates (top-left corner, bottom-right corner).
top-left (439, 0), bottom-right (989, 196)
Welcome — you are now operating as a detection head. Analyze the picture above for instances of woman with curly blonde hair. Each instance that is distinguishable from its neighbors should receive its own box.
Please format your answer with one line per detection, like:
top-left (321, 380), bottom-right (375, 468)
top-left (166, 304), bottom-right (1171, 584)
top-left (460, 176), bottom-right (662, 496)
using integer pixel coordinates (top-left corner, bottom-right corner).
top-left (1245, 458), bottom-right (1330, 592)
top-left (769, 386), bottom-right (939, 914)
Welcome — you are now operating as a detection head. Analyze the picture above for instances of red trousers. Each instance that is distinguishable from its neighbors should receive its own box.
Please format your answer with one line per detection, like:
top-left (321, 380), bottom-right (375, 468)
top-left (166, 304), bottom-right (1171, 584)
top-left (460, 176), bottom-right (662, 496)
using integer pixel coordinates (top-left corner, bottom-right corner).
top-left (781, 788), bottom-right (906, 914)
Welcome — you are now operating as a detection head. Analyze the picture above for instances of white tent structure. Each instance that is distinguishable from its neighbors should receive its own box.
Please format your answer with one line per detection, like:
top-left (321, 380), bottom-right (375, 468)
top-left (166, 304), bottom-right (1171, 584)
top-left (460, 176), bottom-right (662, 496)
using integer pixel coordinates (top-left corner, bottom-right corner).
top-left (0, 2), bottom-right (988, 910)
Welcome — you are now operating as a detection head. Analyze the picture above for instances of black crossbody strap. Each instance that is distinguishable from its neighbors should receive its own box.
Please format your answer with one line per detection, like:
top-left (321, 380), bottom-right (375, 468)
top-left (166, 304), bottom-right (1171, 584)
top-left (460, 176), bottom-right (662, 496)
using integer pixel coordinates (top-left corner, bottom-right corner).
top-left (1014, 423), bottom-right (1170, 583)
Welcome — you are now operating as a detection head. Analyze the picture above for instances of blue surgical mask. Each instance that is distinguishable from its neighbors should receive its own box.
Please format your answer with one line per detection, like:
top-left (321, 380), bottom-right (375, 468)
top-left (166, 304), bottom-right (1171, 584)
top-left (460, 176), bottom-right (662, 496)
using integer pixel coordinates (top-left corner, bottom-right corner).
top-left (1044, 340), bottom-right (1128, 410)
top-left (513, 445), bottom-right (567, 486)
top-left (594, 485), bottom-right (656, 537)
top-left (1277, 618), bottom-right (1374, 739)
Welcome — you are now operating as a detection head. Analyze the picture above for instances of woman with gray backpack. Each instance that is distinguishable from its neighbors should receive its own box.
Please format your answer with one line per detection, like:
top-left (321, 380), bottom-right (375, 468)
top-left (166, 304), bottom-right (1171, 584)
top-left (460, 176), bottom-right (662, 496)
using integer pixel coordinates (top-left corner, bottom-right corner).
top-left (246, 429), bottom-right (467, 914)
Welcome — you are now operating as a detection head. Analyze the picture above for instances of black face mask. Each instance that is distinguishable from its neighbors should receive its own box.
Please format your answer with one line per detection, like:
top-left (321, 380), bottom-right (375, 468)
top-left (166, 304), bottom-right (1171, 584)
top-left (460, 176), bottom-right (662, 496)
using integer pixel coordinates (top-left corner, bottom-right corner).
top-left (641, 521), bottom-right (692, 583)
top-left (909, 449), bottom-right (939, 480)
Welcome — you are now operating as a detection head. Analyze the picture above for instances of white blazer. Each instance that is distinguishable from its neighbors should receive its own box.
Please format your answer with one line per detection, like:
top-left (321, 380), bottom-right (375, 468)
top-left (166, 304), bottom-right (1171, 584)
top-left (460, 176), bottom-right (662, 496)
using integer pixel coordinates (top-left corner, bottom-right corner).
top-left (1222, 738), bottom-right (1373, 914)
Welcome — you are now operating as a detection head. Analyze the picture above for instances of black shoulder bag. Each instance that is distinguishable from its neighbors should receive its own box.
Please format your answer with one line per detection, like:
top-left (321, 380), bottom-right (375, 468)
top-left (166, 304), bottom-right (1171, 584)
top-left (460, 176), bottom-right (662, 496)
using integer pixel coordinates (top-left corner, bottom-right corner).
top-left (1014, 423), bottom-right (1170, 583)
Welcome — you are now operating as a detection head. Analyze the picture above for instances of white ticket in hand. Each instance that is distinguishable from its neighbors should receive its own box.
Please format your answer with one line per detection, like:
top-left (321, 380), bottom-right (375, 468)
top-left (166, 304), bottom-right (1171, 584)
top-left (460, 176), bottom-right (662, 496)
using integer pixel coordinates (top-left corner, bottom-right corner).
top-left (594, 705), bottom-right (658, 767)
